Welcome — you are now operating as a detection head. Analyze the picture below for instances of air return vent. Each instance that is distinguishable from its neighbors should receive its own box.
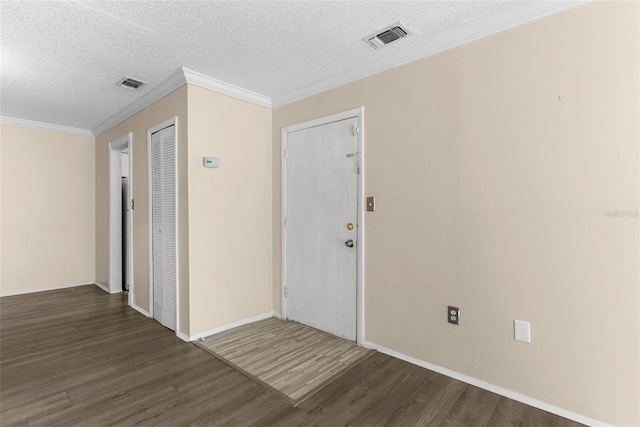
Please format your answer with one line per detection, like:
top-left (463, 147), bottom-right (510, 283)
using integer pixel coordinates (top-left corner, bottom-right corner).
top-left (363, 22), bottom-right (410, 49)
top-left (116, 76), bottom-right (146, 90)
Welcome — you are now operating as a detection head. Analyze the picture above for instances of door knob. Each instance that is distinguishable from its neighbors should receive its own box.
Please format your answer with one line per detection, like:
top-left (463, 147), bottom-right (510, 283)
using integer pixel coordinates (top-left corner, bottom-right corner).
top-left (345, 239), bottom-right (354, 248)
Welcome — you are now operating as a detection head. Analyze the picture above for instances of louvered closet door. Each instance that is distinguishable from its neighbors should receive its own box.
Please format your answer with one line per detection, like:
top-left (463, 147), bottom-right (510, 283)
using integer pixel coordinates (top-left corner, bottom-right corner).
top-left (151, 125), bottom-right (177, 331)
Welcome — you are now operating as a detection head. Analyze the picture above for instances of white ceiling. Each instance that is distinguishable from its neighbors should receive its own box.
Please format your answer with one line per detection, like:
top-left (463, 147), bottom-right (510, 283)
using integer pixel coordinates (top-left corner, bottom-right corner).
top-left (0, 0), bottom-right (584, 133)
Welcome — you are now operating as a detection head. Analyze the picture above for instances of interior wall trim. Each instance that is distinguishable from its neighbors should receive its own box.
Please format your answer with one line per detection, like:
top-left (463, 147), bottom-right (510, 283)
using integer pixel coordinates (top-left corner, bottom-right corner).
top-left (187, 311), bottom-right (277, 342)
top-left (183, 68), bottom-right (272, 108)
top-left (130, 301), bottom-right (151, 318)
top-left (6, 3), bottom-right (589, 137)
top-left (92, 68), bottom-right (186, 137)
top-left (94, 281), bottom-right (109, 293)
top-left (92, 67), bottom-right (272, 137)
top-left (270, 1), bottom-right (589, 107)
top-left (176, 331), bottom-right (191, 342)
top-left (0, 282), bottom-right (97, 298)
top-left (363, 340), bottom-right (610, 427)
top-left (0, 116), bottom-right (94, 138)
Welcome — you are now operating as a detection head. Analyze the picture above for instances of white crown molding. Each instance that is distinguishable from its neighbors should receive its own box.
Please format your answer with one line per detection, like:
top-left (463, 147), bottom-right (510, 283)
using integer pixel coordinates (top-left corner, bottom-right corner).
top-left (271, 1), bottom-right (590, 108)
top-left (0, 116), bottom-right (94, 138)
top-left (92, 67), bottom-right (272, 137)
top-left (364, 340), bottom-right (611, 427)
top-left (92, 68), bottom-right (186, 137)
top-left (183, 68), bottom-right (272, 108)
top-left (34, 1), bottom-right (589, 135)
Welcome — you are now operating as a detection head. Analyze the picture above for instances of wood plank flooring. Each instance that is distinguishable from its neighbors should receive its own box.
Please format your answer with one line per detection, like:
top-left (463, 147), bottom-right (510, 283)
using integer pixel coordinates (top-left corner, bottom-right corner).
top-left (0, 285), bottom-right (584, 426)
top-left (197, 318), bottom-right (374, 405)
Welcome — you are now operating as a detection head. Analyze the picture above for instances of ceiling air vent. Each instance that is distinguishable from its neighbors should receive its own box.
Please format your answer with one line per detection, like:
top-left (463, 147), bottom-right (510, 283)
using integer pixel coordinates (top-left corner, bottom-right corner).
top-left (364, 22), bottom-right (410, 49)
top-left (116, 76), bottom-right (147, 90)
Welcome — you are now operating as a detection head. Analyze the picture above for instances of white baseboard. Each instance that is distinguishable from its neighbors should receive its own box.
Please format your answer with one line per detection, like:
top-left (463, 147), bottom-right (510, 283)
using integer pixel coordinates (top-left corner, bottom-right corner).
top-left (0, 282), bottom-right (95, 297)
top-left (363, 341), bottom-right (609, 427)
top-left (94, 280), bottom-right (124, 294)
top-left (94, 281), bottom-right (109, 293)
top-left (176, 331), bottom-right (190, 342)
top-left (188, 311), bottom-right (276, 341)
top-left (273, 311), bottom-right (282, 319)
top-left (130, 302), bottom-right (150, 317)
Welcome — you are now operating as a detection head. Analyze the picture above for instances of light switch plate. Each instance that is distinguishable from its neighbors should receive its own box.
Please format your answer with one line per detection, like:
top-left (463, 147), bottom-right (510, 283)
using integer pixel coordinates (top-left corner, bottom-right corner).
top-left (366, 196), bottom-right (375, 212)
top-left (514, 320), bottom-right (531, 343)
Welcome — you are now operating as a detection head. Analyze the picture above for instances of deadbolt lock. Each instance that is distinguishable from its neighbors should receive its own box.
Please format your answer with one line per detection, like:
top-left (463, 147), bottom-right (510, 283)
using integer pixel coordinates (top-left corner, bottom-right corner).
top-left (347, 223), bottom-right (354, 230)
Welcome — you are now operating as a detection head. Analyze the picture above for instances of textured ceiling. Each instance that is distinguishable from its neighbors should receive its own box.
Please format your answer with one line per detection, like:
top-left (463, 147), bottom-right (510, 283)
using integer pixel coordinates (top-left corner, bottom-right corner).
top-left (1, 1), bottom-right (564, 131)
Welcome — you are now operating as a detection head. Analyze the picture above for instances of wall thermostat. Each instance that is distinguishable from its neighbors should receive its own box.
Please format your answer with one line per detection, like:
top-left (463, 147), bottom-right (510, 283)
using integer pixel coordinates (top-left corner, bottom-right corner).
top-left (203, 157), bottom-right (219, 168)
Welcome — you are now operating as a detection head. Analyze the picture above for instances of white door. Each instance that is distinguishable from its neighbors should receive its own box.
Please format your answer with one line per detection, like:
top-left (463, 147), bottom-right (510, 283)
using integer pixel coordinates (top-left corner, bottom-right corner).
top-left (285, 117), bottom-right (358, 340)
top-left (151, 125), bottom-right (177, 331)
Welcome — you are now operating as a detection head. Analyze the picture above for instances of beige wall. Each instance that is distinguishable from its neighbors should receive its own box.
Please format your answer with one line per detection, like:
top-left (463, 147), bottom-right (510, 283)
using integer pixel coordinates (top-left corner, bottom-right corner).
top-left (0, 125), bottom-right (95, 295)
top-left (95, 86), bottom-right (190, 335)
top-left (187, 85), bottom-right (273, 336)
top-left (272, 2), bottom-right (639, 425)
top-left (94, 83), bottom-right (272, 338)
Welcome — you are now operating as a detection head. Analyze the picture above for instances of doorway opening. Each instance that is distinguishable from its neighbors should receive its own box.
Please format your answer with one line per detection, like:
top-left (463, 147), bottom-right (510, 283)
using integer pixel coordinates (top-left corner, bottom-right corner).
top-left (108, 133), bottom-right (133, 305)
top-left (281, 107), bottom-right (365, 344)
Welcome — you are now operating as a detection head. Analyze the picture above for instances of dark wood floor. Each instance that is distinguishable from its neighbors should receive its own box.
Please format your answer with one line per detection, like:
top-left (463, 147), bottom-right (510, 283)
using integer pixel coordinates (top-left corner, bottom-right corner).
top-left (1, 285), bottom-right (583, 427)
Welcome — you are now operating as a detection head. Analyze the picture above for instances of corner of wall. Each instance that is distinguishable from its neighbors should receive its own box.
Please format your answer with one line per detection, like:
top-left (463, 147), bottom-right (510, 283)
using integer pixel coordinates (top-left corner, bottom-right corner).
top-left (184, 84), bottom-right (273, 336)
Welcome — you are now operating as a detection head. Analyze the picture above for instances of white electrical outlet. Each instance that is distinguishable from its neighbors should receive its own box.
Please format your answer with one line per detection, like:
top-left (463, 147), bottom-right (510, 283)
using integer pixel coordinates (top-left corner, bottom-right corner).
top-left (514, 320), bottom-right (531, 343)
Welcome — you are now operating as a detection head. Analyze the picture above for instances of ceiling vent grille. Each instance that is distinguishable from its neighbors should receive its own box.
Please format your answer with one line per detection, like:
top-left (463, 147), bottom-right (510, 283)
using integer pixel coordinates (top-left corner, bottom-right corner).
top-left (364, 22), bottom-right (410, 49)
top-left (117, 76), bottom-right (146, 90)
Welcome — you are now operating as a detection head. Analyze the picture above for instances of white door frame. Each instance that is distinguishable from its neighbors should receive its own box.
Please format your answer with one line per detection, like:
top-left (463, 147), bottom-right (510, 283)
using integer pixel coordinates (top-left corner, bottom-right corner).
top-left (281, 107), bottom-right (365, 345)
top-left (147, 117), bottom-right (179, 335)
top-left (108, 133), bottom-right (133, 301)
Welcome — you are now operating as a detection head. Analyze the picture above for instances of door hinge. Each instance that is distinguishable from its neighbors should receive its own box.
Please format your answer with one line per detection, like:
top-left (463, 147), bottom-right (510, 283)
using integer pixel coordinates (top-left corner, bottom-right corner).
top-left (284, 285), bottom-right (288, 298)
top-left (284, 148), bottom-right (288, 160)
top-left (353, 125), bottom-right (360, 136)
top-left (283, 217), bottom-right (288, 228)
top-left (131, 199), bottom-right (135, 210)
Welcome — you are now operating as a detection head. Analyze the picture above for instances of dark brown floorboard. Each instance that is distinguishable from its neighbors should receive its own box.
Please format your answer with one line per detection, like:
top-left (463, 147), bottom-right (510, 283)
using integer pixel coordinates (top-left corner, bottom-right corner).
top-left (0, 285), bottom-right (584, 426)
